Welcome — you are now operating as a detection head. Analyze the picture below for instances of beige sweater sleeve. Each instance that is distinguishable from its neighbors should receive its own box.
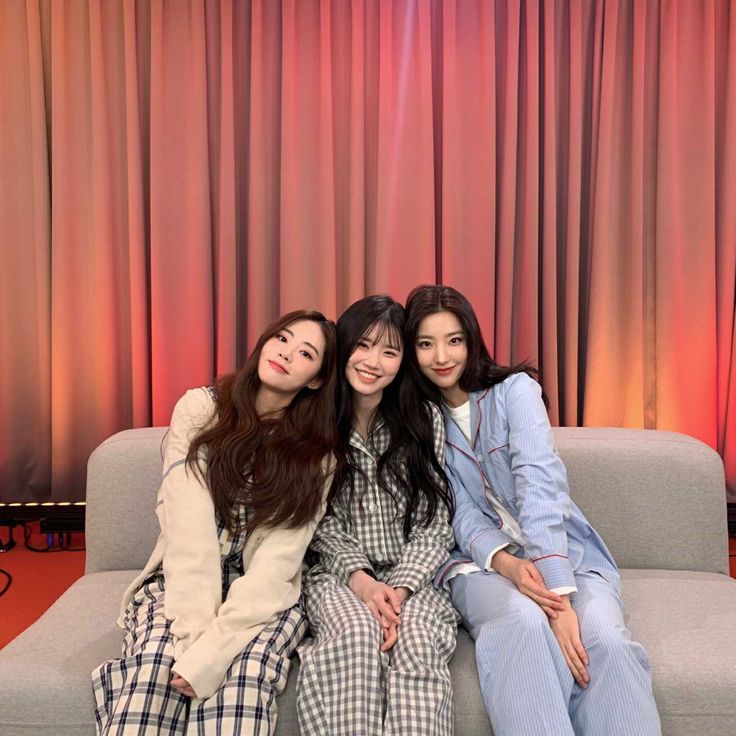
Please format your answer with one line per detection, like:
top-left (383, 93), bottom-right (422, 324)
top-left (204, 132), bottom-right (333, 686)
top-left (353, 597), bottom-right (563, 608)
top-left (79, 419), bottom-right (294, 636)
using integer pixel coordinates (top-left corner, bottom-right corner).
top-left (158, 388), bottom-right (222, 660)
top-left (172, 459), bottom-right (334, 700)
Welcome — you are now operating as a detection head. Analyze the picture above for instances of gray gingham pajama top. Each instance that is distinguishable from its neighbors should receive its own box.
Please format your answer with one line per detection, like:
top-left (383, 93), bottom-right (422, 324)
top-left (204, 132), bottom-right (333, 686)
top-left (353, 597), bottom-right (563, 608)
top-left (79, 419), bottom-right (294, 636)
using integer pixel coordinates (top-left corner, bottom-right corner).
top-left (92, 503), bottom-right (306, 736)
top-left (297, 404), bottom-right (458, 736)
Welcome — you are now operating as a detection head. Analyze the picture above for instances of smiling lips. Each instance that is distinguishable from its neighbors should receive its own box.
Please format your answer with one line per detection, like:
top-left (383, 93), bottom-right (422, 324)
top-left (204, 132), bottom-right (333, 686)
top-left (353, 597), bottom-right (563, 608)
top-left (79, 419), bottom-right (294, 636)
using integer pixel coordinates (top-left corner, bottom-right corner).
top-left (355, 368), bottom-right (380, 383)
top-left (433, 366), bottom-right (455, 376)
top-left (268, 359), bottom-right (289, 375)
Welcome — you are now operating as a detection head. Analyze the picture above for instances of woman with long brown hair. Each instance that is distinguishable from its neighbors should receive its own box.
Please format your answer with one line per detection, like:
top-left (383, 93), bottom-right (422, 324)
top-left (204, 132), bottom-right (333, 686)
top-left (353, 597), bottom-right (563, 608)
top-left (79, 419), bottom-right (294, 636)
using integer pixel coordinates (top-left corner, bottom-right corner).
top-left (92, 310), bottom-right (338, 735)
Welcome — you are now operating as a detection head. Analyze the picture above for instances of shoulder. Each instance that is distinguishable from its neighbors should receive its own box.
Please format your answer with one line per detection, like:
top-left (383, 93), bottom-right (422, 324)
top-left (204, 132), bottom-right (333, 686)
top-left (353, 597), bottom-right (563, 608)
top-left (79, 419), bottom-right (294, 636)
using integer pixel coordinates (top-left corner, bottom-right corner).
top-left (169, 387), bottom-right (218, 431)
top-left (487, 372), bottom-right (540, 403)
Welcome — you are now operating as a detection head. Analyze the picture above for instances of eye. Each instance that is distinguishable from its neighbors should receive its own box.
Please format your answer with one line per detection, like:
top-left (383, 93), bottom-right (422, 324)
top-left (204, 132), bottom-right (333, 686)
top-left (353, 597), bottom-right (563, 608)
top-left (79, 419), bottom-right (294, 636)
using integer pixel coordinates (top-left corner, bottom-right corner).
top-left (276, 333), bottom-right (287, 343)
top-left (416, 340), bottom-right (432, 349)
top-left (356, 340), bottom-right (369, 349)
top-left (449, 336), bottom-right (464, 345)
top-left (385, 350), bottom-right (398, 359)
top-left (300, 350), bottom-right (314, 360)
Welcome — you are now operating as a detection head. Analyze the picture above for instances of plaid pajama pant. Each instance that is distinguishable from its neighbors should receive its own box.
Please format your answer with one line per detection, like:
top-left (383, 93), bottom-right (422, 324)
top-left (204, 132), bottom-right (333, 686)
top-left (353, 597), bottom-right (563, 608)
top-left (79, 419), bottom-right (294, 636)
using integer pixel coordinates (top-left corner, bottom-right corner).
top-left (297, 571), bottom-right (458, 736)
top-left (92, 506), bottom-right (307, 735)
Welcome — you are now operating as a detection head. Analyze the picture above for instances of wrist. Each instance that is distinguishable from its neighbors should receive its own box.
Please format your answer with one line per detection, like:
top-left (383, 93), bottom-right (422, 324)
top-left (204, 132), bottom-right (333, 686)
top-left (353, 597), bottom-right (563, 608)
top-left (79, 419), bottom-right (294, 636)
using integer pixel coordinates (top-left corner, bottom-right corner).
top-left (490, 549), bottom-right (515, 577)
top-left (348, 569), bottom-right (374, 597)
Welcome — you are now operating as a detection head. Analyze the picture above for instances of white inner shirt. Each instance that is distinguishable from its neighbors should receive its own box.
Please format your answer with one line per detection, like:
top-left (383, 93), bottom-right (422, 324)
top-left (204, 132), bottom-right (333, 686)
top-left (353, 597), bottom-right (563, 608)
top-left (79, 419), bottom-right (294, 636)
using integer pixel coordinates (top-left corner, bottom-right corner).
top-left (445, 400), bottom-right (576, 595)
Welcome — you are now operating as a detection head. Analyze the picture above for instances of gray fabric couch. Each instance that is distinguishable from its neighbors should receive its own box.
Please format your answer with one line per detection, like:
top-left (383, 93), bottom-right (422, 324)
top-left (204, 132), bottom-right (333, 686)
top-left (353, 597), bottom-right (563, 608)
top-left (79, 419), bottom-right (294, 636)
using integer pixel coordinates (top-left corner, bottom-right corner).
top-left (1, 427), bottom-right (735, 735)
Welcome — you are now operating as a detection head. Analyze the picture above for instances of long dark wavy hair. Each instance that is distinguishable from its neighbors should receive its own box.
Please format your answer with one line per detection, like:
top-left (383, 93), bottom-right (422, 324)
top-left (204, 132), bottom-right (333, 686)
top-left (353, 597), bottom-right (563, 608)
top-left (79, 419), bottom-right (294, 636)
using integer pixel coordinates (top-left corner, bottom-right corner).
top-left (186, 310), bottom-right (338, 533)
top-left (334, 295), bottom-right (453, 539)
top-left (404, 284), bottom-right (545, 403)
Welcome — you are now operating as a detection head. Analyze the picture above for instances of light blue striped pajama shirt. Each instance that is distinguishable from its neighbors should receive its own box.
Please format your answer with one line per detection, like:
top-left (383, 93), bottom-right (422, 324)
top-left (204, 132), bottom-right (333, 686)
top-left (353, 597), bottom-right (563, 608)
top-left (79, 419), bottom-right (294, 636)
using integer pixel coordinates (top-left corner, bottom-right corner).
top-left (437, 372), bottom-right (661, 736)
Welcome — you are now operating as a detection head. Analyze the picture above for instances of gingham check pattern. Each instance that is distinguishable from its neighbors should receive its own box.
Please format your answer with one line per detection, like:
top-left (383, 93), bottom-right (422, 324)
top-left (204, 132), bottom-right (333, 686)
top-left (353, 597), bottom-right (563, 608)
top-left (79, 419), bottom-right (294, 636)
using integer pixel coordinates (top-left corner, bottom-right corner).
top-left (93, 505), bottom-right (307, 735)
top-left (297, 404), bottom-right (458, 735)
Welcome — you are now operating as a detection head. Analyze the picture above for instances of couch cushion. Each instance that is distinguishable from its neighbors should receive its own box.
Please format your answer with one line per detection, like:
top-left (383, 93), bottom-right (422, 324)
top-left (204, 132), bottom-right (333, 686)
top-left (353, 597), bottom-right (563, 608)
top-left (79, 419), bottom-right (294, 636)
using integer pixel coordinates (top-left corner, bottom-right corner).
top-left (2, 568), bottom-right (734, 736)
top-left (620, 569), bottom-right (736, 736)
top-left (0, 571), bottom-right (130, 736)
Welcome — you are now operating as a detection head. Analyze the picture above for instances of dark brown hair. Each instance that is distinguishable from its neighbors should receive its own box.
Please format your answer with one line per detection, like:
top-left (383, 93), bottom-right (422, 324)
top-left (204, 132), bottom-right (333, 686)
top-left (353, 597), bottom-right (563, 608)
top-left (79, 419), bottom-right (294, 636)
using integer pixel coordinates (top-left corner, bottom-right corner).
top-left (186, 310), bottom-right (338, 533)
top-left (404, 285), bottom-right (545, 403)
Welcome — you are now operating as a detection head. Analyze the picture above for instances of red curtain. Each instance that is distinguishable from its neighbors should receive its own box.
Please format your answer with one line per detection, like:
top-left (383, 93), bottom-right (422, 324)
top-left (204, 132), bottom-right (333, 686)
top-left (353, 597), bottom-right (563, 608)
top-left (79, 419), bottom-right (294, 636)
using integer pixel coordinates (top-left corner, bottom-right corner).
top-left (1, 0), bottom-right (735, 502)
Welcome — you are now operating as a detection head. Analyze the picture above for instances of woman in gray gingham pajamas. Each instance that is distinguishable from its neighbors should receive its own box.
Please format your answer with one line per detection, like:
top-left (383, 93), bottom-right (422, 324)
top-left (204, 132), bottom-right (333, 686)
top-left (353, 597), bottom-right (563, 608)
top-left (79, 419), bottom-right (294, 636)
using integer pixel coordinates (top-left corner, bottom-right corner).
top-left (92, 310), bottom-right (338, 735)
top-left (297, 295), bottom-right (458, 736)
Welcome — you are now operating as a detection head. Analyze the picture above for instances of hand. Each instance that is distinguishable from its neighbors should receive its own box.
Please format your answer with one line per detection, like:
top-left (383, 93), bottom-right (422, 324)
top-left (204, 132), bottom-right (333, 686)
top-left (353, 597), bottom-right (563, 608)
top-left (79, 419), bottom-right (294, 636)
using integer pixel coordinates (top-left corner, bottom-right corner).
top-left (549, 598), bottom-right (589, 688)
top-left (348, 571), bottom-right (402, 629)
top-left (377, 587), bottom-right (410, 651)
top-left (491, 551), bottom-right (565, 618)
top-left (171, 673), bottom-right (197, 698)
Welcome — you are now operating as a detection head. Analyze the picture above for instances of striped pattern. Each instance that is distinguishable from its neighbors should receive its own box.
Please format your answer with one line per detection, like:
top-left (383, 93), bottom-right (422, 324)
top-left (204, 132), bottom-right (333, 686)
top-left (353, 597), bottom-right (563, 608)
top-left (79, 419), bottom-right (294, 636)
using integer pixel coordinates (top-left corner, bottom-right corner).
top-left (439, 374), bottom-right (660, 735)
top-left (92, 503), bottom-right (306, 735)
top-left (298, 404), bottom-right (458, 735)
top-left (451, 571), bottom-right (661, 736)
top-left (438, 372), bottom-right (620, 594)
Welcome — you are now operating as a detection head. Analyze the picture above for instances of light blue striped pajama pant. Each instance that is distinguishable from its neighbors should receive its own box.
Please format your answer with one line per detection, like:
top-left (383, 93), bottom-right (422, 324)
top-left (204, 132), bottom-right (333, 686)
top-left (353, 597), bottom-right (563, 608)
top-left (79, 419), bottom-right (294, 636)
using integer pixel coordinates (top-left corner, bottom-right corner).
top-left (451, 570), bottom-right (661, 736)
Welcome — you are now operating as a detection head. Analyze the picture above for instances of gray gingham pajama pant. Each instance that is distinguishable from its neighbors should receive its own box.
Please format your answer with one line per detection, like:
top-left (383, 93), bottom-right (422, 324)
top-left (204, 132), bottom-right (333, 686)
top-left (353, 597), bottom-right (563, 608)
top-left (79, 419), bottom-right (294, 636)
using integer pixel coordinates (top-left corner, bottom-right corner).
top-left (297, 572), bottom-right (457, 736)
top-left (92, 507), bottom-right (306, 735)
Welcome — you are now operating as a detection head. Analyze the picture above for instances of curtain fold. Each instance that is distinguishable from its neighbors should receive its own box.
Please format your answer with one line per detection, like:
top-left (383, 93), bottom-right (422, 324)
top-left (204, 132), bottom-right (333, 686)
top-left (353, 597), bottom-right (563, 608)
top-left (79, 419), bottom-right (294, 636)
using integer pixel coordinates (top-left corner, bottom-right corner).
top-left (2, 0), bottom-right (735, 502)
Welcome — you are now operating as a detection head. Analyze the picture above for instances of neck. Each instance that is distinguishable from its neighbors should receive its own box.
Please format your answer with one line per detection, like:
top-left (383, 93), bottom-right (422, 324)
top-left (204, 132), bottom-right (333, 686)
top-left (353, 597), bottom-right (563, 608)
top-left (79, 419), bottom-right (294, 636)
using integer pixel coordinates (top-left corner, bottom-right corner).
top-left (352, 391), bottom-right (382, 440)
top-left (255, 385), bottom-right (294, 418)
top-left (442, 385), bottom-right (469, 408)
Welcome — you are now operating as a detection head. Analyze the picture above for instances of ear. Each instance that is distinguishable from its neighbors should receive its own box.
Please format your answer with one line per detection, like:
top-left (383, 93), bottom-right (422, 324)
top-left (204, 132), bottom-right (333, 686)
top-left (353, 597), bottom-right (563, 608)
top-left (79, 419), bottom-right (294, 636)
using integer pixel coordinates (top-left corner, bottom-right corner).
top-left (307, 378), bottom-right (323, 391)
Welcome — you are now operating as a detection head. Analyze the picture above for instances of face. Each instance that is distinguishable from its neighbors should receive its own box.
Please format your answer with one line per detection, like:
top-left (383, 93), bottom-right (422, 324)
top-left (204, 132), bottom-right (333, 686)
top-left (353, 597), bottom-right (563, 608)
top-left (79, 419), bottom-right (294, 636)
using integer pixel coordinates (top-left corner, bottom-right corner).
top-left (415, 311), bottom-right (468, 393)
top-left (257, 319), bottom-right (325, 396)
top-left (345, 323), bottom-right (403, 400)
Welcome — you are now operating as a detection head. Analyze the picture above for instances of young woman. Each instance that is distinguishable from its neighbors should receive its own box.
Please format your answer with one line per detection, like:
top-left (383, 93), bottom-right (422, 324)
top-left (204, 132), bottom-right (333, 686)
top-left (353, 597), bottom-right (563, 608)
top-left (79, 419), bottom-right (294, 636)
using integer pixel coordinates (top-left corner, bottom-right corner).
top-left (92, 310), bottom-right (338, 735)
top-left (297, 295), bottom-right (457, 736)
top-left (404, 285), bottom-right (661, 736)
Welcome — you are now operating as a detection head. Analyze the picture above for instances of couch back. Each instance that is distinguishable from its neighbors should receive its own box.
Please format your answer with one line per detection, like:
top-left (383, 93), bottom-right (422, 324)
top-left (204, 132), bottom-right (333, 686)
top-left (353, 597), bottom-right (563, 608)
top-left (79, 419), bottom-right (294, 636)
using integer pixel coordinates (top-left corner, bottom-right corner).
top-left (85, 426), bottom-right (728, 575)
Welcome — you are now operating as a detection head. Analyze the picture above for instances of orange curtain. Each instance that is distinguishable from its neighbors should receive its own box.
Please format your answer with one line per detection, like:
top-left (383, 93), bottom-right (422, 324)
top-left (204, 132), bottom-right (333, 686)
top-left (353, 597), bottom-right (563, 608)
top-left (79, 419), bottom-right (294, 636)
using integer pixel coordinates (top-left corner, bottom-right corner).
top-left (1, 0), bottom-right (735, 502)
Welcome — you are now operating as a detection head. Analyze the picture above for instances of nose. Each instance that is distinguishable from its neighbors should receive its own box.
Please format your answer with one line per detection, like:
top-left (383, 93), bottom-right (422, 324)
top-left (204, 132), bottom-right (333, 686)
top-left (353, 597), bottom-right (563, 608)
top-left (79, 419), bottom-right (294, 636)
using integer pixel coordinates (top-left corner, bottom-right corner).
top-left (278, 348), bottom-right (293, 363)
top-left (363, 346), bottom-right (381, 369)
top-left (435, 343), bottom-right (448, 364)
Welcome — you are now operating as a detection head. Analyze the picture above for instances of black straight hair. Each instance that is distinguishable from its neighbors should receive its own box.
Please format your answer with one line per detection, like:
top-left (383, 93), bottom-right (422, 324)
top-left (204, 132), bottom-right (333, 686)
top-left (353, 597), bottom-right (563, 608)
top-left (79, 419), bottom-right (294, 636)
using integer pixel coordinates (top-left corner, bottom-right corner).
top-left (333, 294), bottom-right (453, 539)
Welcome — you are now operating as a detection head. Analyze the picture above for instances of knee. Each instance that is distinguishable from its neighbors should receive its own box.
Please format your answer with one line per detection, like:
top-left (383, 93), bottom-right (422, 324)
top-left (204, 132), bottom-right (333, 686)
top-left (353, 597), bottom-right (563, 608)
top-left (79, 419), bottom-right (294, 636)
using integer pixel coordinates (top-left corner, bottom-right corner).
top-left (475, 598), bottom-right (548, 646)
top-left (584, 623), bottom-right (635, 662)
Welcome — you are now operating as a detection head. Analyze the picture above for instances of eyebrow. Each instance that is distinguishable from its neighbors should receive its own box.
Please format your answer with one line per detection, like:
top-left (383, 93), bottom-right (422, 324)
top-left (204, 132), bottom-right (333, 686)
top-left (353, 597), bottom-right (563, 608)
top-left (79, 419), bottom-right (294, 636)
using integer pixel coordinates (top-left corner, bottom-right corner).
top-left (416, 331), bottom-right (464, 340)
top-left (281, 327), bottom-right (320, 356)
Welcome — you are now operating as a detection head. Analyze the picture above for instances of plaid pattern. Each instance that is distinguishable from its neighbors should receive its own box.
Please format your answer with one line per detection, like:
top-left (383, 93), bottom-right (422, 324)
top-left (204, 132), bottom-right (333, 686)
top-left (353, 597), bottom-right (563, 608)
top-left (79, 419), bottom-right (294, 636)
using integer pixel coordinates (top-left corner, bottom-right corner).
top-left (92, 504), bottom-right (307, 735)
top-left (298, 404), bottom-right (458, 735)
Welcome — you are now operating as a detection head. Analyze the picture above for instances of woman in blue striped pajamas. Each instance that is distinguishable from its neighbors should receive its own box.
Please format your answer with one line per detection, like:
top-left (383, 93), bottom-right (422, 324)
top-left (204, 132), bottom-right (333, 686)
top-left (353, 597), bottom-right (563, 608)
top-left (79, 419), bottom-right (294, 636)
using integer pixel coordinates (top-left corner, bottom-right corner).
top-left (404, 285), bottom-right (661, 736)
top-left (297, 295), bottom-right (458, 736)
top-left (92, 310), bottom-right (338, 735)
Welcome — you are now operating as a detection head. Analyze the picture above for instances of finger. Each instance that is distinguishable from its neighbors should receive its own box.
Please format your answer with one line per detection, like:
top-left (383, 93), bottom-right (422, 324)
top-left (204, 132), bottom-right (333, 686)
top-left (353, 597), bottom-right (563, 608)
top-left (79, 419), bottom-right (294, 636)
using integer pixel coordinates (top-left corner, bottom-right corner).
top-left (561, 645), bottom-right (587, 688)
top-left (523, 588), bottom-right (566, 611)
top-left (374, 595), bottom-right (401, 625)
top-left (521, 583), bottom-right (565, 607)
top-left (366, 600), bottom-right (383, 624)
top-left (565, 641), bottom-right (589, 685)
top-left (384, 586), bottom-right (402, 615)
top-left (572, 635), bottom-right (589, 668)
top-left (380, 625), bottom-right (398, 652)
top-left (540, 604), bottom-right (559, 620)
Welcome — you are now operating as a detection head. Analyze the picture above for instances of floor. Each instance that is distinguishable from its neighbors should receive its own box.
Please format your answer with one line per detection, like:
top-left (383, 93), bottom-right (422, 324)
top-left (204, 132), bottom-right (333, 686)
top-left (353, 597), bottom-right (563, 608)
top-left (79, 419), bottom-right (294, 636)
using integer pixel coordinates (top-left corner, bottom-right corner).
top-left (1, 525), bottom-right (736, 651)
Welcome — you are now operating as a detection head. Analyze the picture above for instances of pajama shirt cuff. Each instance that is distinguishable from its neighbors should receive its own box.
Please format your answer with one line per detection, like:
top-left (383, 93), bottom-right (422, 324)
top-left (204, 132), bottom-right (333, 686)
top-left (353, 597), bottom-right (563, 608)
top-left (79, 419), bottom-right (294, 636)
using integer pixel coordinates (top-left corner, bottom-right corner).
top-left (335, 553), bottom-right (374, 585)
top-left (532, 554), bottom-right (575, 591)
top-left (385, 564), bottom-right (427, 593)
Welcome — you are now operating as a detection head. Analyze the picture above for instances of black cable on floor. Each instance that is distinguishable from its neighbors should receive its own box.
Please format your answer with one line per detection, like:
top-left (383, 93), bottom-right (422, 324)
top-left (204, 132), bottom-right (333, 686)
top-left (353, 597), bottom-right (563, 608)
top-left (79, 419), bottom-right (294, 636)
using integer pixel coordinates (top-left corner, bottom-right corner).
top-left (20, 522), bottom-right (85, 553)
top-left (0, 568), bottom-right (11, 597)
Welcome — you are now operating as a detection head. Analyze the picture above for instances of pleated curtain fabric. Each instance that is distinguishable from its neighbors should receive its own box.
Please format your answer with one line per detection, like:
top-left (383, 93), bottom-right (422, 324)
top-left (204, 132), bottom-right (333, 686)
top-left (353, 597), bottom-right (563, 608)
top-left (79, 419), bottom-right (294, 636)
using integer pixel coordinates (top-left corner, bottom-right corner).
top-left (1, 0), bottom-right (735, 502)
